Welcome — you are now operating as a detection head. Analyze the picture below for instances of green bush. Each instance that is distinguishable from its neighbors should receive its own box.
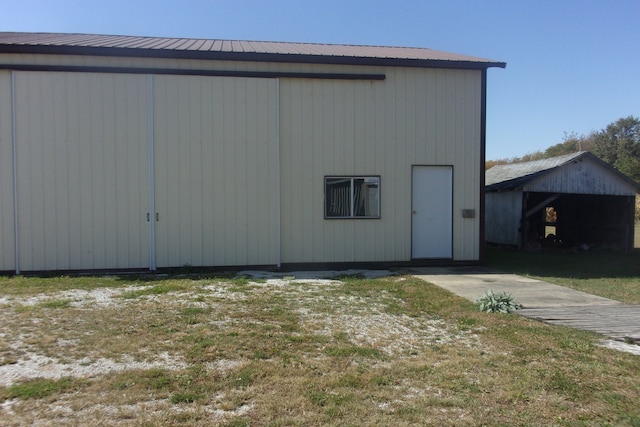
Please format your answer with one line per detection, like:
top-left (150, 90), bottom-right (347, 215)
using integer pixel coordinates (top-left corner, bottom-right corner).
top-left (476, 290), bottom-right (522, 313)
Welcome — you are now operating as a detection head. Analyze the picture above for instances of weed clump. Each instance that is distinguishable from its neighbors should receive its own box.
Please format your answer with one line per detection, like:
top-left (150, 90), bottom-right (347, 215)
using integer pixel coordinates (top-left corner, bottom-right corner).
top-left (476, 290), bottom-right (522, 313)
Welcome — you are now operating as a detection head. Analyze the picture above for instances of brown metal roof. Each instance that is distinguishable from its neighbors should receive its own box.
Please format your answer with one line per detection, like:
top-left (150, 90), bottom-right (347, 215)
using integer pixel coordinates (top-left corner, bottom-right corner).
top-left (0, 32), bottom-right (506, 70)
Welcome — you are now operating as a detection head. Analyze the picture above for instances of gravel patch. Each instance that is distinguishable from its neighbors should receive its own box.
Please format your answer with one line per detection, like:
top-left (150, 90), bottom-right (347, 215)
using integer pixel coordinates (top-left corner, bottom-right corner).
top-left (6, 285), bottom-right (153, 309)
top-left (0, 352), bottom-right (186, 387)
top-left (313, 313), bottom-right (479, 355)
top-left (237, 268), bottom-right (394, 281)
top-left (0, 270), bottom-right (476, 394)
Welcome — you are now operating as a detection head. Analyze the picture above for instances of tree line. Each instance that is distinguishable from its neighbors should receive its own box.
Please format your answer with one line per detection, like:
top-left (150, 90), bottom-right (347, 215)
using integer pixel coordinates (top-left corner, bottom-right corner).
top-left (487, 116), bottom-right (640, 184)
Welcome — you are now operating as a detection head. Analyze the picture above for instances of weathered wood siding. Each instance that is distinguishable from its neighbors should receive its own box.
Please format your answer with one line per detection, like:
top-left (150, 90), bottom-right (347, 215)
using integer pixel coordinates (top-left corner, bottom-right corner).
top-left (485, 191), bottom-right (522, 246)
top-left (525, 156), bottom-right (639, 195)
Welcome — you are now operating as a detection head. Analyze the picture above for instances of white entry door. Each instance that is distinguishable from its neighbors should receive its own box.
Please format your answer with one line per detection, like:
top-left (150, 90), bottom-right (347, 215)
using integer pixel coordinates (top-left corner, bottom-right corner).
top-left (412, 166), bottom-right (453, 259)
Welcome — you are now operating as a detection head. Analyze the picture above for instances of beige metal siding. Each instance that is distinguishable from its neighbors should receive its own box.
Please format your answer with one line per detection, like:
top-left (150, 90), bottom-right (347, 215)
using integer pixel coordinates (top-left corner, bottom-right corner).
top-left (14, 71), bottom-right (149, 270)
top-left (3, 54), bottom-right (485, 268)
top-left (0, 52), bottom-right (385, 77)
top-left (0, 71), bottom-right (15, 270)
top-left (153, 75), bottom-right (279, 267)
top-left (280, 67), bottom-right (482, 262)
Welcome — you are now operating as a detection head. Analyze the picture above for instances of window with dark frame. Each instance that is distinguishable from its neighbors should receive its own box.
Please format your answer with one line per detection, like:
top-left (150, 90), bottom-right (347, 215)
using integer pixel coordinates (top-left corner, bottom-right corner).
top-left (325, 176), bottom-right (380, 218)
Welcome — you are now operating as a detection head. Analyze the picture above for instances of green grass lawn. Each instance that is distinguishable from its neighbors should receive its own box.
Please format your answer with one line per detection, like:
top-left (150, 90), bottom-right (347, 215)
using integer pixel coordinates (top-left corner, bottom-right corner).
top-left (0, 272), bottom-right (638, 426)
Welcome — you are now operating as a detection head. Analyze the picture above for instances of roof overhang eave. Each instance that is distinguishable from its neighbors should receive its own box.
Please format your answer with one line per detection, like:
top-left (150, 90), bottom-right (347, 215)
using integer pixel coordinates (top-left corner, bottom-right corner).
top-left (0, 44), bottom-right (507, 70)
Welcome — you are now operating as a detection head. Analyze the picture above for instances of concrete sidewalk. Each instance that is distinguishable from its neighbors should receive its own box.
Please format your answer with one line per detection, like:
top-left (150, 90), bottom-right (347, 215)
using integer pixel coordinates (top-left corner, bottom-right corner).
top-left (408, 266), bottom-right (619, 308)
top-left (409, 266), bottom-right (640, 355)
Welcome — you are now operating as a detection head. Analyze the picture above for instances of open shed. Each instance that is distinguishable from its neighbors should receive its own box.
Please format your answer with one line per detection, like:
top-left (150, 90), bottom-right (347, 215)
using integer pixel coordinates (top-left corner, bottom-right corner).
top-left (485, 152), bottom-right (640, 251)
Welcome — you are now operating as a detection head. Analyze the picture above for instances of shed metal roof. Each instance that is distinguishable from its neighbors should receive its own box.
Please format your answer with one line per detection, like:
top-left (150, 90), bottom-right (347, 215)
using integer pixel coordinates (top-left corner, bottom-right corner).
top-left (485, 151), bottom-right (640, 192)
top-left (0, 32), bottom-right (506, 70)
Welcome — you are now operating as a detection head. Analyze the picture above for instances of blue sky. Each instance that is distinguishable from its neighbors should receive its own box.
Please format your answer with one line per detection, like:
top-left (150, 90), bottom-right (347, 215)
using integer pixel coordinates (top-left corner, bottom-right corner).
top-left (1, 0), bottom-right (638, 160)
